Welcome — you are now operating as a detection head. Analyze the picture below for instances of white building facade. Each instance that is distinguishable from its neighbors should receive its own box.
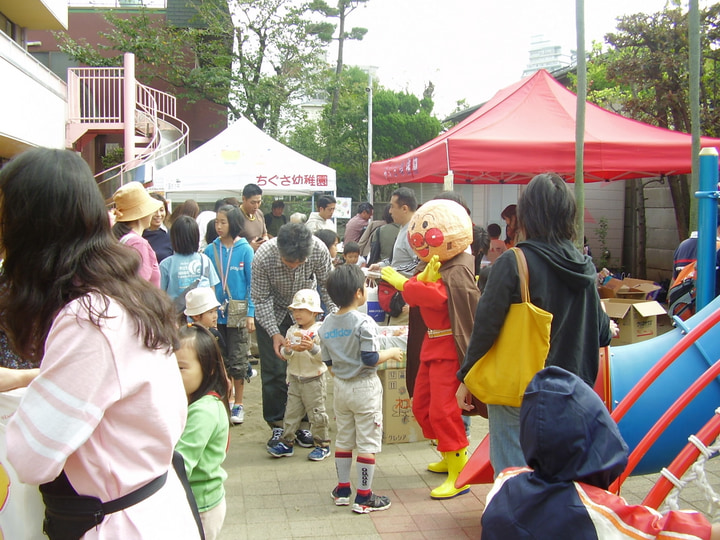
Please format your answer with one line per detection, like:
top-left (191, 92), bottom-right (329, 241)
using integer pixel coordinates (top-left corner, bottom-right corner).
top-left (0, 0), bottom-right (68, 161)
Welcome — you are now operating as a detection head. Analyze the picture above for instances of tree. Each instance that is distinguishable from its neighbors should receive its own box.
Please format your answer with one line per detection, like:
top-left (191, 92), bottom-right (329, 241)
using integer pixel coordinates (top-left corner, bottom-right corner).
top-left (285, 66), bottom-right (442, 201)
top-left (584, 2), bottom-right (720, 239)
top-left (308, 1), bottom-right (368, 117)
top-left (308, 0), bottom-right (368, 164)
top-left (56, 0), bottom-right (331, 136)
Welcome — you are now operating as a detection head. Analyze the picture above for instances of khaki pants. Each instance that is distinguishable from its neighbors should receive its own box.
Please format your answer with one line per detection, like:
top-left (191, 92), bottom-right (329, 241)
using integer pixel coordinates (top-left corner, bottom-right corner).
top-left (282, 373), bottom-right (330, 445)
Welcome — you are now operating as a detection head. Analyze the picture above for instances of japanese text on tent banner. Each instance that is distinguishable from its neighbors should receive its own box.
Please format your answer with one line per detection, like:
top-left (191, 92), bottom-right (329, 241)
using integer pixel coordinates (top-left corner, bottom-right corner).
top-left (256, 174), bottom-right (329, 188)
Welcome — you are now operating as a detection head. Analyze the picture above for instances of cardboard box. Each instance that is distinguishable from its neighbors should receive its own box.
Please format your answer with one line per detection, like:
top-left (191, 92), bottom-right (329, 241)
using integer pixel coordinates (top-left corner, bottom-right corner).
top-left (598, 277), bottom-right (661, 300)
top-left (602, 298), bottom-right (667, 345)
top-left (375, 333), bottom-right (407, 371)
top-left (378, 368), bottom-right (423, 444)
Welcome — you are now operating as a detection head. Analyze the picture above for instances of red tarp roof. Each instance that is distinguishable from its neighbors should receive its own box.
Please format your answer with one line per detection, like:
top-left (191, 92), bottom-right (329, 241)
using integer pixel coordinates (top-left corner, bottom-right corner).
top-left (370, 69), bottom-right (720, 185)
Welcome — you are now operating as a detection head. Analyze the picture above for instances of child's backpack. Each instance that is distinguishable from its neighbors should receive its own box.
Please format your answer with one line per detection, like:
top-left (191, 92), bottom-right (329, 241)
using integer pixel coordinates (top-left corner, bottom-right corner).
top-left (667, 261), bottom-right (696, 321)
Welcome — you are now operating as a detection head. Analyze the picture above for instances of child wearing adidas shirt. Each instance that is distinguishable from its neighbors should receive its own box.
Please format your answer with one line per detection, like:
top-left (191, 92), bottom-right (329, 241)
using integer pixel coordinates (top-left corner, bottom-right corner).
top-left (319, 264), bottom-right (403, 514)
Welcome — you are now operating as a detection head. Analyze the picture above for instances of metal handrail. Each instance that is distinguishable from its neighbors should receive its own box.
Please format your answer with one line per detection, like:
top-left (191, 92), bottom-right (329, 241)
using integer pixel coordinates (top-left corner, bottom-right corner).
top-left (69, 66), bottom-right (189, 196)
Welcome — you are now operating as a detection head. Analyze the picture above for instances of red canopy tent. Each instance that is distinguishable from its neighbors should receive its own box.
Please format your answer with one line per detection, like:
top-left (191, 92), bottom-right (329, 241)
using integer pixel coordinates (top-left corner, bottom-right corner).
top-left (370, 69), bottom-right (720, 186)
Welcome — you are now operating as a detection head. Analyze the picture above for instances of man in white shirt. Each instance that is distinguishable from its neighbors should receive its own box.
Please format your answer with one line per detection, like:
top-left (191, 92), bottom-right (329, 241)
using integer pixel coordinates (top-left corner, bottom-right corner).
top-left (306, 195), bottom-right (337, 233)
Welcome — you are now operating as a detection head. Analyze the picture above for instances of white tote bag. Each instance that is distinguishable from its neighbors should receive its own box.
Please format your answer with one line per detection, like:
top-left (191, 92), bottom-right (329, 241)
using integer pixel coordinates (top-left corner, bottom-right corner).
top-left (364, 278), bottom-right (386, 323)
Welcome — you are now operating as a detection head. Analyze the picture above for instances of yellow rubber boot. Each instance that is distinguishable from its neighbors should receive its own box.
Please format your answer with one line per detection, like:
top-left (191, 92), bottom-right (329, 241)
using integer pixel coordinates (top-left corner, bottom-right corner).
top-left (430, 448), bottom-right (470, 499)
top-left (427, 454), bottom-right (448, 473)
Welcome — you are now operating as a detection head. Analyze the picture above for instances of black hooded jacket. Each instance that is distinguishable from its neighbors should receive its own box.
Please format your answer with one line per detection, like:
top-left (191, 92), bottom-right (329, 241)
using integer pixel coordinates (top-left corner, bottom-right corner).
top-left (459, 239), bottom-right (611, 387)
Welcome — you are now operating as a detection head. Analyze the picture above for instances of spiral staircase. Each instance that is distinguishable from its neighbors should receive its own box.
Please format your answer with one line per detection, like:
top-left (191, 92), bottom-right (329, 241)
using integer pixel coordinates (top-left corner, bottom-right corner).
top-left (65, 53), bottom-right (188, 201)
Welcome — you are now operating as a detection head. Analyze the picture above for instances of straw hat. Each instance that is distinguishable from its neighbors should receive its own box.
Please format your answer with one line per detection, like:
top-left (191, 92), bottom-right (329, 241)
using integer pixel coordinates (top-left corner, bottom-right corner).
top-left (288, 288), bottom-right (323, 313)
top-left (113, 182), bottom-right (162, 223)
top-left (184, 288), bottom-right (221, 317)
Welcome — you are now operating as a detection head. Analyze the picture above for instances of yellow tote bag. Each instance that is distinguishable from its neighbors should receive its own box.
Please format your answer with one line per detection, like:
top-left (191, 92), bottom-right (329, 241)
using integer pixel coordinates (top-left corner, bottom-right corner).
top-left (464, 248), bottom-right (553, 407)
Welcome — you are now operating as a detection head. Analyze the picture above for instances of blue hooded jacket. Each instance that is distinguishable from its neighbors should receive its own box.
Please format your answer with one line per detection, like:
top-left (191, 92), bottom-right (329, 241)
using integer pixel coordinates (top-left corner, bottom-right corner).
top-left (481, 366), bottom-right (629, 539)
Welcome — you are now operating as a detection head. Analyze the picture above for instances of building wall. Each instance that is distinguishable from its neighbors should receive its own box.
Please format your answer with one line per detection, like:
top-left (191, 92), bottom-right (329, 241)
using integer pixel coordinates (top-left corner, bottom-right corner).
top-left (621, 177), bottom-right (679, 283)
top-left (0, 0), bottom-right (68, 31)
top-left (0, 2), bottom-right (67, 160)
top-left (583, 181), bottom-right (626, 271)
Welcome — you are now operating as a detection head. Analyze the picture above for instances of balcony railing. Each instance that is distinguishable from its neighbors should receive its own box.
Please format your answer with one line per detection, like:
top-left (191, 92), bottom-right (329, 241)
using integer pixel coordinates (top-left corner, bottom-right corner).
top-left (67, 67), bottom-right (124, 123)
top-left (66, 64), bottom-right (188, 199)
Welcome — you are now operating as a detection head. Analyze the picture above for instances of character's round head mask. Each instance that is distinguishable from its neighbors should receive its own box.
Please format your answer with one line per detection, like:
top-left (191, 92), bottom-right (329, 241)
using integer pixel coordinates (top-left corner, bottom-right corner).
top-left (408, 199), bottom-right (473, 263)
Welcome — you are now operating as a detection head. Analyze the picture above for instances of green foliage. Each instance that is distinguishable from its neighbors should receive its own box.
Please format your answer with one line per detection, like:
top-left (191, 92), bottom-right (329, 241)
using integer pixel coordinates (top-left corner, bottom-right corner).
top-left (595, 216), bottom-right (611, 270)
top-left (580, 3), bottom-right (720, 238)
top-left (284, 66), bottom-right (442, 201)
top-left (309, 0), bottom-right (368, 43)
top-left (101, 146), bottom-right (126, 170)
top-left (591, 3), bottom-right (720, 134)
top-left (372, 88), bottom-right (442, 160)
top-left (567, 43), bottom-right (632, 114)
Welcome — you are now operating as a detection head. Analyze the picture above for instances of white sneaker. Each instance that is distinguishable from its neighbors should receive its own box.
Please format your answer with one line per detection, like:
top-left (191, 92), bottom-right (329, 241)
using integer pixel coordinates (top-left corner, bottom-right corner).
top-left (245, 363), bottom-right (258, 382)
top-left (231, 404), bottom-right (244, 424)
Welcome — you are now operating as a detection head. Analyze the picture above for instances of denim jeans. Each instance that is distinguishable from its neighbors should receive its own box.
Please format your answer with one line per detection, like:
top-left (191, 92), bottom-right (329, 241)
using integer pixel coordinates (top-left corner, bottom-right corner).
top-left (487, 404), bottom-right (526, 477)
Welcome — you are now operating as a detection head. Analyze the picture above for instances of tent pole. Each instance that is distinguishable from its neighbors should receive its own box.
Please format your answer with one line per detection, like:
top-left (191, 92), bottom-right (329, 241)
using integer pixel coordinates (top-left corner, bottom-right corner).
top-left (367, 70), bottom-right (374, 204)
top-left (444, 140), bottom-right (453, 191)
top-left (574, 0), bottom-right (587, 251)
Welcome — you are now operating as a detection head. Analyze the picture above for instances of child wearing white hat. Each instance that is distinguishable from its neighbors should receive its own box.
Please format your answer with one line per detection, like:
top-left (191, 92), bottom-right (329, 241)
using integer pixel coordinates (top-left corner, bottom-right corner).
top-left (267, 289), bottom-right (330, 461)
top-left (184, 288), bottom-right (232, 398)
top-left (185, 287), bottom-right (221, 328)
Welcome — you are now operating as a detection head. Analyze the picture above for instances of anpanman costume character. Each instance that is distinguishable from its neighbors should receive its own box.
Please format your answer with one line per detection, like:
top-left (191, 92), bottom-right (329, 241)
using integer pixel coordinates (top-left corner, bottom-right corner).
top-left (382, 199), bottom-right (480, 499)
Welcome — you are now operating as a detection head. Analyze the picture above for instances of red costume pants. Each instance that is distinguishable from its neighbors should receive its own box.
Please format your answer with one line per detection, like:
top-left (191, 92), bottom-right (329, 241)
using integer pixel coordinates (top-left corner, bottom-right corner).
top-left (412, 354), bottom-right (468, 452)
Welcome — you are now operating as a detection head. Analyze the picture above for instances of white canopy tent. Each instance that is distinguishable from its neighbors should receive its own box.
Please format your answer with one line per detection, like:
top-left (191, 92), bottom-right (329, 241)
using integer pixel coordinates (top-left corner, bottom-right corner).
top-left (153, 117), bottom-right (336, 203)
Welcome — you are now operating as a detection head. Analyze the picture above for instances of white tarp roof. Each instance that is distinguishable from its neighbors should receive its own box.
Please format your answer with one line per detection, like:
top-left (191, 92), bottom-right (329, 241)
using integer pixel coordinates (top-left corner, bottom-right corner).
top-left (154, 117), bottom-right (336, 202)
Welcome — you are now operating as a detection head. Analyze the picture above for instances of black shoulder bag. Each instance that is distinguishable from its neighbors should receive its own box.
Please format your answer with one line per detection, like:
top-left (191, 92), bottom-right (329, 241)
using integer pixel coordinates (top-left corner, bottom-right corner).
top-left (39, 452), bottom-right (204, 540)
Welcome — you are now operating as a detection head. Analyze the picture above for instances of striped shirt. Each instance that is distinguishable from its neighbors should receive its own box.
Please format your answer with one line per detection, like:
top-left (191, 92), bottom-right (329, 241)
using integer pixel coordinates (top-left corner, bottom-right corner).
top-left (7, 294), bottom-right (199, 538)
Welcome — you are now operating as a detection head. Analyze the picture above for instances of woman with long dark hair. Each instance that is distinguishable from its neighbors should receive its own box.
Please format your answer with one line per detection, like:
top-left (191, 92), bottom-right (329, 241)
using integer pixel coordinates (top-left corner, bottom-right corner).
top-left (456, 173), bottom-right (614, 476)
top-left (2, 148), bottom-right (201, 538)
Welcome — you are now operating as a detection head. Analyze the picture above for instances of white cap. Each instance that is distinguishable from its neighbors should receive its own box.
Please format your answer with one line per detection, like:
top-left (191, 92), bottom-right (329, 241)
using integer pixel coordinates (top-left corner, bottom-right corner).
top-left (184, 288), bottom-right (221, 317)
top-left (288, 288), bottom-right (323, 313)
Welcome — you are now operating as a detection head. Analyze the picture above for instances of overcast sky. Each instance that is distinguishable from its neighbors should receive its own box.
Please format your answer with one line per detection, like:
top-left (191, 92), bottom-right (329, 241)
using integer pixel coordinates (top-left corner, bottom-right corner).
top-left (340, 0), bottom-right (711, 118)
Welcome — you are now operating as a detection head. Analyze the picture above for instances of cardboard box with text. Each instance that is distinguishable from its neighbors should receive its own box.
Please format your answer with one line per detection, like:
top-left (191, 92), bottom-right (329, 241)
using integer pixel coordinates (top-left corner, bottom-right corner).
top-left (602, 298), bottom-right (666, 345)
top-left (378, 368), bottom-right (422, 444)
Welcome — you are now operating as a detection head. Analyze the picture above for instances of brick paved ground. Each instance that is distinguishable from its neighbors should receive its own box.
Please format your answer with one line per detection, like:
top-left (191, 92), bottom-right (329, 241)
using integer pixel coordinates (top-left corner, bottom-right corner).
top-left (219, 363), bottom-right (719, 539)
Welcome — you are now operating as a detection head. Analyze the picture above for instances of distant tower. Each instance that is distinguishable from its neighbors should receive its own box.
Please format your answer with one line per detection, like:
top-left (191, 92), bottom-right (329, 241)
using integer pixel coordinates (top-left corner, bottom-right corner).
top-left (522, 35), bottom-right (571, 77)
